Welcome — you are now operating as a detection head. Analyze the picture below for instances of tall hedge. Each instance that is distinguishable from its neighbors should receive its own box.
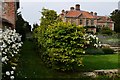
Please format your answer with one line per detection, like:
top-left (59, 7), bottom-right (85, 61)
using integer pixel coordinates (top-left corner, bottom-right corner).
top-left (34, 22), bottom-right (86, 71)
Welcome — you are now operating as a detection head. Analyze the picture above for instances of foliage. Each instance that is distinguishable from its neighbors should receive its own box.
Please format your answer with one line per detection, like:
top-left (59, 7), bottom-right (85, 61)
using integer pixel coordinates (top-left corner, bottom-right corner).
top-left (32, 23), bottom-right (39, 31)
top-left (34, 22), bottom-right (87, 71)
top-left (100, 27), bottom-right (113, 35)
top-left (1, 29), bottom-right (23, 80)
top-left (33, 8), bottom-right (60, 46)
top-left (110, 9), bottom-right (120, 33)
top-left (16, 12), bottom-right (31, 41)
top-left (40, 8), bottom-right (59, 28)
top-left (85, 48), bottom-right (104, 55)
top-left (102, 48), bottom-right (114, 54)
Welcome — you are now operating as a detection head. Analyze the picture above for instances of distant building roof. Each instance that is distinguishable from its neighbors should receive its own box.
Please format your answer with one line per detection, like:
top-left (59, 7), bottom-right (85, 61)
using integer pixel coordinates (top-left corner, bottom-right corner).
top-left (65, 10), bottom-right (95, 19)
top-left (97, 16), bottom-right (114, 23)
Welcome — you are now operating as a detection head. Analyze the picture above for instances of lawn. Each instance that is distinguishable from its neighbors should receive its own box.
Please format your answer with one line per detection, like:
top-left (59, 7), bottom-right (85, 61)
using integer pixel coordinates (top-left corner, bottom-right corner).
top-left (80, 54), bottom-right (118, 71)
top-left (15, 40), bottom-right (119, 79)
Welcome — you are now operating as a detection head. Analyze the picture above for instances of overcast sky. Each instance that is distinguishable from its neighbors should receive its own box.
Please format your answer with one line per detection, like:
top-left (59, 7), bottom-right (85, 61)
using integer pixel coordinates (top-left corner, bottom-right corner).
top-left (18, 0), bottom-right (120, 26)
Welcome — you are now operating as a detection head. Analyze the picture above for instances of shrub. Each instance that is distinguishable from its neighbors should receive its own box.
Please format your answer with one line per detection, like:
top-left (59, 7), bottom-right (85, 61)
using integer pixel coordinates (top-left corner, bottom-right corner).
top-left (84, 34), bottom-right (101, 48)
top-left (101, 27), bottom-right (113, 35)
top-left (85, 48), bottom-right (104, 55)
top-left (34, 22), bottom-right (86, 71)
top-left (102, 48), bottom-right (114, 54)
top-left (1, 29), bottom-right (23, 80)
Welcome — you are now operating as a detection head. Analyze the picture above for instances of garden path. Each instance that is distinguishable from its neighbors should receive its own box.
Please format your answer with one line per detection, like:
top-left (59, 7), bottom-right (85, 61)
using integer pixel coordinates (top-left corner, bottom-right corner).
top-left (15, 40), bottom-right (55, 79)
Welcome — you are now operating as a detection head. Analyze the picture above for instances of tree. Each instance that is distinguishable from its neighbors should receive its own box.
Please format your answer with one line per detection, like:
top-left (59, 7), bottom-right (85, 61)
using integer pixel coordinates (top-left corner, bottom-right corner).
top-left (33, 8), bottom-right (60, 46)
top-left (32, 23), bottom-right (39, 31)
top-left (40, 8), bottom-right (59, 27)
top-left (16, 12), bottom-right (31, 41)
top-left (110, 9), bottom-right (120, 33)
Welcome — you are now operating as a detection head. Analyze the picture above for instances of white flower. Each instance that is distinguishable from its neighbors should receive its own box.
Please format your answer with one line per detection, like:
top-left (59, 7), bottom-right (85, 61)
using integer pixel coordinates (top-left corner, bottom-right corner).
top-left (11, 54), bottom-right (14, 57)
top-left (5, 49), bottom-right (7, 52)
top-left (1, 57), bottom-right (6, 62)
top-left (12, 67), bottom-right (16, 70)
top-left (10, 76), bottom-right (14, 79)
top-left (10, 71), bottom-right (14, 74)
top-left (2, 43), bottom-right (7, 48)
top-left (6, 71), bottom-right (10, 76)
top-left (3, 52), bottom-right (6, 54)
top-left (1, 47), bottom-right (3, 51)
top-left (83, 51), bottom-right (85, 54)
top-left (18, 43), bottom-right (22, 47)
top-left (17, 49), bottom-right (19, 52)
top-left (94, 44), bottom-right (98, 48)
top-left (86, 41), bottom-right (90, 44)
top-left (96, 37), bottom-right (98, 40)
top-left (12, 44), bottom-right (16, 48)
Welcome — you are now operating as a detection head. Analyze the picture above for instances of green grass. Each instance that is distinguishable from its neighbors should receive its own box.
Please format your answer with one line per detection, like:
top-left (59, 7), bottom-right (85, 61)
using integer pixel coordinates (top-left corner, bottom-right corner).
top-left (80, 54), bottom-right (118, 71)
top-left (16, 40), bottom-right (119, 79)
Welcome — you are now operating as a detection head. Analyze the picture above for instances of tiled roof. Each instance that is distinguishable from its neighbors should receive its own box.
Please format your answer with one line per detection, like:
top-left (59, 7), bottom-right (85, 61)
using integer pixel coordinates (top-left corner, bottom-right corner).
top-left (81, 11), bottom-right (95, 18)
top-left (65, 10), bottom-right (95, 18)
top-left (97, 16), bottom-right (114, 23)
top-left (65, 11), bottom-right (81, 18)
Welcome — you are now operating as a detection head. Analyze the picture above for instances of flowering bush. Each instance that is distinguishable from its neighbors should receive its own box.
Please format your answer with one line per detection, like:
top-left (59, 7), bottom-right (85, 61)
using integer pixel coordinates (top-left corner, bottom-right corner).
top-left (84, 34), bottom-right (101, 48)
top-left (1, 29), bottom-right (23, 80)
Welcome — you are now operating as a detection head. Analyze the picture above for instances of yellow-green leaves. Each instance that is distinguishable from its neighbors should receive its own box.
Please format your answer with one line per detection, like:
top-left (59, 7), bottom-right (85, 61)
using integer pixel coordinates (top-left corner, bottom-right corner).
top-left (34, 21), bottom-right (86, 71)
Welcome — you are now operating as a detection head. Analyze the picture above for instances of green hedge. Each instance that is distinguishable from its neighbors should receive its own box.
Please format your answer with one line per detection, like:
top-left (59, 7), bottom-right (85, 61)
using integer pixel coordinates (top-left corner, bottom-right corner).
top-left (34, 22), bottom-right (86, 71)
top-left (85, 48), bottom-right (104, 55)
top-left (85, 47), bottom-right (114, 55)
top-left (102, 48), bottom-right (114, 54)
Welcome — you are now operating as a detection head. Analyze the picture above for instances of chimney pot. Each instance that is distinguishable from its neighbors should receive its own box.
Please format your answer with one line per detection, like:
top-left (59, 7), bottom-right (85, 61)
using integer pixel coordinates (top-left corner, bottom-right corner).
top-left (75, 4), bottom-right (80, 11)
top-left (90, 12), bottom-right (93, 15)
top-left (94, 12), bottom-right (97, 16)
top-left (70, 7), bottom-right (74, 11)
top-left (62, 9), bottom-right (65, 13)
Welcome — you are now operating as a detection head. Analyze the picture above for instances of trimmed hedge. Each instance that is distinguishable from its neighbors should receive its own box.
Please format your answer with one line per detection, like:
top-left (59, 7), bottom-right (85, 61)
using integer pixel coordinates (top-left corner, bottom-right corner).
top-left (85, 48), bottom-right (104, 55)
top-left (102, 48), bottom-right (114, 54)
top-left (85, 47), bottom-right (114, 55)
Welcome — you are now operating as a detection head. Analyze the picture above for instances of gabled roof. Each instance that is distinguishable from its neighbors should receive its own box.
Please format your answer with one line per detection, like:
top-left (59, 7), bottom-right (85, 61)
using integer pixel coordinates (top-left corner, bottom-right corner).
top-left (65, 10), bottom-right (95, 19)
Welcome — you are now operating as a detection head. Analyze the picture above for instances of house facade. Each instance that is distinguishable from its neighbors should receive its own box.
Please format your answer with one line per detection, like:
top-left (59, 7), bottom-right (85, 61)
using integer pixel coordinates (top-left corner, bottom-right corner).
top-left (0, 0), bottom-right (19, 29)
top-left (60, 4), bottom-right (114, 33)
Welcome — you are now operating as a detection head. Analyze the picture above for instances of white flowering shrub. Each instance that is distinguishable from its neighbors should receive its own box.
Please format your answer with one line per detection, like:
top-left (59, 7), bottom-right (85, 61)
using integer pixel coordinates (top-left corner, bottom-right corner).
top-left (84, 34), bottom-right (101, 48)
top-left (1, 29), bottom-right (23, 80)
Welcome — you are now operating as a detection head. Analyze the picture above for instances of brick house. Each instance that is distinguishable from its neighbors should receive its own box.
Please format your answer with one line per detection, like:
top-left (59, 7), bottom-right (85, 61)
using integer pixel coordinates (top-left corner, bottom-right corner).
top-left (0, 0), bottom-right (19, 29)
top-left (60, 4), bottom-right (114, 33)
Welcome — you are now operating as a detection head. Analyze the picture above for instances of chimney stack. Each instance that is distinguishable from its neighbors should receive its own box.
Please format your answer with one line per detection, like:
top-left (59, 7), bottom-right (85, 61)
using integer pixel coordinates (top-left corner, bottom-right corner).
top-left (90, 12), bottom-right (93, 15)
top-left (94, 12), bottom-right (97, 16)
top-left (70, 7), bottom-right (74, 11)
top-left (75, 4), bottom-right (80, 11)
top-left (62, 9), bottom-right (65, 13)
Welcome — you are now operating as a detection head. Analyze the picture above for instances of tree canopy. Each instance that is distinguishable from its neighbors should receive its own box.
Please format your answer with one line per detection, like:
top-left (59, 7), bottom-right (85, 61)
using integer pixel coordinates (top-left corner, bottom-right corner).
top-left (40, 8), bottom-right (59, 27)
top-left (110, 9), bottom-right (120, 33)
top-left (16, 12), bottom-right (31, 41)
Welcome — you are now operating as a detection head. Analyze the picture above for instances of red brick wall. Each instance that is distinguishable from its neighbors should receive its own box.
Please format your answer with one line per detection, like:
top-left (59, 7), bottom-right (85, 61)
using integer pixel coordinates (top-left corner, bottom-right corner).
top-left (2, 0), bottom-right (16, 28)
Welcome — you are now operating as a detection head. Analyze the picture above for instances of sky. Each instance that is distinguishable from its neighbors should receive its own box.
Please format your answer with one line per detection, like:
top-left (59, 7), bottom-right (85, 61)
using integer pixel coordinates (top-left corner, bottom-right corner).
top-left (18, 0), bottom-right (120, 26)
